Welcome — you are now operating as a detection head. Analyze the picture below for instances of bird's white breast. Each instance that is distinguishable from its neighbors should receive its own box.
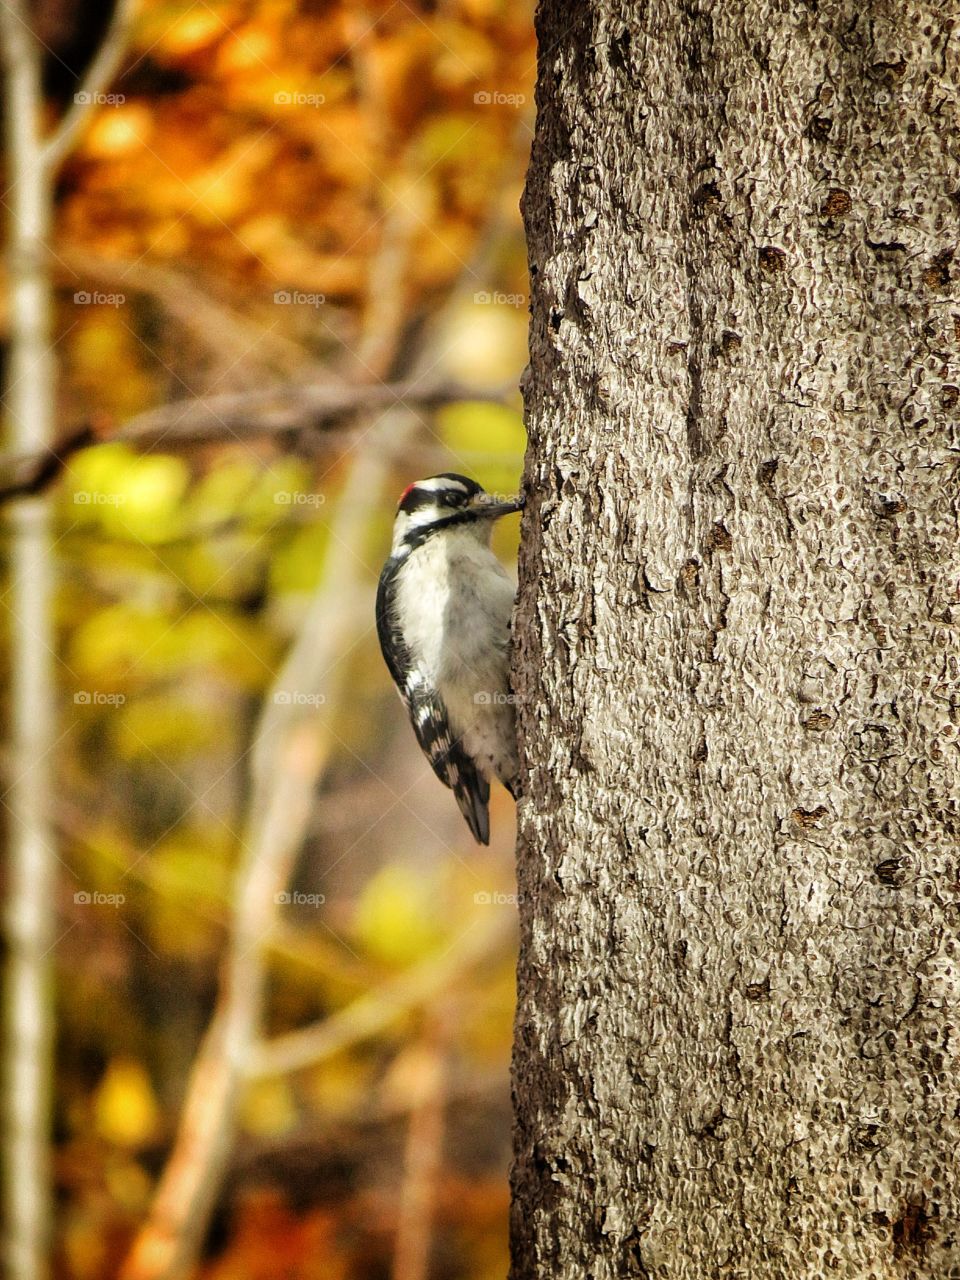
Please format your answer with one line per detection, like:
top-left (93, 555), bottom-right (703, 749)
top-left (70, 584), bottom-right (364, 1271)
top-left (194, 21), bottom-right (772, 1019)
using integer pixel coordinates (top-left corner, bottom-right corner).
top-left (395, 530), bottom-right (518, 785)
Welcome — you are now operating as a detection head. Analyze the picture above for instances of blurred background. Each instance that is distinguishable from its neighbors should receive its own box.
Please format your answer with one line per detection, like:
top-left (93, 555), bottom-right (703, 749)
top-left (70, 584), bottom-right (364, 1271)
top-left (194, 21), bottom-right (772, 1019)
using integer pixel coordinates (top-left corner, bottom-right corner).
top-left (1, 1), bottom-right (535, 1277)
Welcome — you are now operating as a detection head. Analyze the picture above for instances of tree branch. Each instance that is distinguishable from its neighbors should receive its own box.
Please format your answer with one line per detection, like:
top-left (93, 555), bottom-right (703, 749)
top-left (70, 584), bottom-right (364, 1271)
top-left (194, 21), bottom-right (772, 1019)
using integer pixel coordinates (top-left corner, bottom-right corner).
top-left (117, 377), bottom-right (503, 448)
top-left (0, 425), bottom-right (95, 505)
top-left (392, 1033), bottom-right (448, 1280)
top-left (246, 914), bottom-right (513, 1080)
top-left (0, 379), bottom-right (510, 507)
top-left (40, 0), bottom-right (138, 171)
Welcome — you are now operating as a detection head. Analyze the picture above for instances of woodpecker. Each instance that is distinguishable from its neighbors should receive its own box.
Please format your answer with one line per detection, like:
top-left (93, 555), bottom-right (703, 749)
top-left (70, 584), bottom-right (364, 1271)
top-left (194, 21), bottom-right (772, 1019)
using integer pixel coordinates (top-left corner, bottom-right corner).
top-left (376, 473), bottom-right (524, 844)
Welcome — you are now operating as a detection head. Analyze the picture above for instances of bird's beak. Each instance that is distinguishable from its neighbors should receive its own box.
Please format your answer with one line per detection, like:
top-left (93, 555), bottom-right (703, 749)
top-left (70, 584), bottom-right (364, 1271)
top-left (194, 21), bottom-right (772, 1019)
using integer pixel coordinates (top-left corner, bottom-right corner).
top-left (468, 491), bottom-right (525, 521)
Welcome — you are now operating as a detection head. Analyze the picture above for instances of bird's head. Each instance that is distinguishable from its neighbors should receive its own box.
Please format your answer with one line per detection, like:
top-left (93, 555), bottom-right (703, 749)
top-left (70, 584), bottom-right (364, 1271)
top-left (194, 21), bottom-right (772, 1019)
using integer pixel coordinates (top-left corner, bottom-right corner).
top-left (390, 473), bottom-right (524, 553)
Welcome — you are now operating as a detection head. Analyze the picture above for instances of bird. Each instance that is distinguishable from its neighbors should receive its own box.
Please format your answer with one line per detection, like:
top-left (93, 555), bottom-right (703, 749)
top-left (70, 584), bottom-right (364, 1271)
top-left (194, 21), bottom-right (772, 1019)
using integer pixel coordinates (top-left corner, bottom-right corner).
top-left (376, 472), bottom-right (524, 844)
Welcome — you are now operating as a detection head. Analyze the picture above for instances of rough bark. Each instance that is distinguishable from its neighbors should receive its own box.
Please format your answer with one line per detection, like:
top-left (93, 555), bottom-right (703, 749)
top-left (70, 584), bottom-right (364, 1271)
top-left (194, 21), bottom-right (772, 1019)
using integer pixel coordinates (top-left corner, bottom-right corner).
top-left (511, 3), bottom-right (960, 1278)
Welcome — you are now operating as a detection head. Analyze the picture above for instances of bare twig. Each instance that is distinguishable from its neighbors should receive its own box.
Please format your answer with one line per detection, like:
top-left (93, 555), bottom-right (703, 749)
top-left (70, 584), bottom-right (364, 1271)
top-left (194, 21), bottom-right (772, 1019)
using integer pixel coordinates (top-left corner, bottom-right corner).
top-left (0, 425), bottom-right (94, 504)
top-left (353, 181), bottom-right (421, 379)
top-left (392, 1033), bottom-right (448, 1280)
top-left (40, 0), bottom-right (137, 171)
top-left (247, 914), bottom-right (513, 1079)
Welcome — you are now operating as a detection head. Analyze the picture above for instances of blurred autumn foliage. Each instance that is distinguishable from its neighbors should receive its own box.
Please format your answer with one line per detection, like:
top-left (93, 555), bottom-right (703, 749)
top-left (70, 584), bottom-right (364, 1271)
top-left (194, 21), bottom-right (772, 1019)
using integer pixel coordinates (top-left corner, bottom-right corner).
top-left (1, 0), bottom-right (534, 1276)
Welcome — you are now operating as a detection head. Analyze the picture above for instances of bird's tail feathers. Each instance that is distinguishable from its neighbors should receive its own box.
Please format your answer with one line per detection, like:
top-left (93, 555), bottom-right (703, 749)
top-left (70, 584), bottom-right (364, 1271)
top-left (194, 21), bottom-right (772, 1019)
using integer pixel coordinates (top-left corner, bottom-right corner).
top-left (453, 771), bottom-right (490, 845)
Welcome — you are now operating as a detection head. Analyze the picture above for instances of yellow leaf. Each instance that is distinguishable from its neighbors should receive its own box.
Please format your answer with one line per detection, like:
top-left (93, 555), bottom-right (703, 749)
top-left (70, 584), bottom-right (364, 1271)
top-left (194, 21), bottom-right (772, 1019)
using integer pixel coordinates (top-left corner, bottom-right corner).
top-left (94, 1059), bottom-right (159, 1148)
top-left (353, 864), bottom-right (441, 966)
top-left (112, 696), bottom-right (220, 760)
top-left (68, 604), bottom-right (163, 681)
top-left (84, 105), bottom-right (154, 158)
top-left (436, 401), bottom-right (526, 503)
top-left (240, 1078), bottom-right (298, 1138)
top-left (154, 9), bottom-right (225, 57)
top-left (215, 26), bottom-right (276, 75)
top-left (66, 449), bottom-right (190, 543)
top-left (437, 399), bottom-right (525, 463)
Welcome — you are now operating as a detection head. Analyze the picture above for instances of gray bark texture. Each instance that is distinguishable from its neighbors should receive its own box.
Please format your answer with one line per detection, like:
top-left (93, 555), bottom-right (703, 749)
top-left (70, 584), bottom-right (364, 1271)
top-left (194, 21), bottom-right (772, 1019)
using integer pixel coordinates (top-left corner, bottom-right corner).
top-left (511, 2), bottom-right (960, 1278)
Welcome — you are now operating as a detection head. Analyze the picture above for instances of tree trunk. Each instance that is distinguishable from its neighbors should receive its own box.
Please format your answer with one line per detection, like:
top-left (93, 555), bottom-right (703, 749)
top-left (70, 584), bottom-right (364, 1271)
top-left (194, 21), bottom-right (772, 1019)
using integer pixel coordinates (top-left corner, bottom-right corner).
top-left (511, 3), bottom-right (960, 1277)
top-left (2, 7), bottom-right (58, 1278)
top-left (1, 10), bottom-right (135, 1278)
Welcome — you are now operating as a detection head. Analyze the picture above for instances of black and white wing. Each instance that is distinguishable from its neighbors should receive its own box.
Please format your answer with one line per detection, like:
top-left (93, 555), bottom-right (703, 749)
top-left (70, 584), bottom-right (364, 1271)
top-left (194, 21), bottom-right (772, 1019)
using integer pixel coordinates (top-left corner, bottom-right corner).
top-left (376, 562), bottom-right (491, 844)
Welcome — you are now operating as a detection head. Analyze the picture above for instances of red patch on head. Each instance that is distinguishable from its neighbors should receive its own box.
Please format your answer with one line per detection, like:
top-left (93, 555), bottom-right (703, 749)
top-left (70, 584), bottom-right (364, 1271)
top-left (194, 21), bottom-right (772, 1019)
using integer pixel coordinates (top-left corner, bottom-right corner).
top-left (398, 482), bottom-right (416, 507)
